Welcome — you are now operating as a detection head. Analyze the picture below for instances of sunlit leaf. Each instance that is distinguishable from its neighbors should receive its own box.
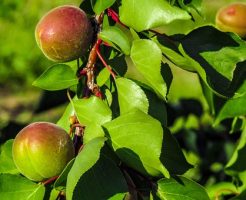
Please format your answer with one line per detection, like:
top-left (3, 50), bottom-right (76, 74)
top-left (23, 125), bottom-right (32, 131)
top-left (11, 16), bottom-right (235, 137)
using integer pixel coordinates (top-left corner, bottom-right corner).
top-left (0, 140), bottom-right (19, 174)
top-left (104, 110), bottom-right (170, 178)
top-left (99, 25), bottom-right (132, 55)
top-left (0, 174), bottom-right (45, 200)
top-left (74, 96), bottom-right (112, 126)
top-left (156, 176), bottom-right (210, 200)
top-left (116, 77), bottom-right (149, 114)
top-left (130, 39), bottom-right (167, 99)
top-left (119, 0), bottom-right (190, 32)
top-left (33, 64), bottom-right (78, 91)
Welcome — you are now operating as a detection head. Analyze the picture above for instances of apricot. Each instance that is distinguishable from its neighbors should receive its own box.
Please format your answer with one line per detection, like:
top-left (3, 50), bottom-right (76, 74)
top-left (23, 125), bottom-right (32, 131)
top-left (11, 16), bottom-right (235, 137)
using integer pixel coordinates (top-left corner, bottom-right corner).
top-left (216, 3), bottom-right (246, 38)
top-left (35, 5), bottom-right (93, 62)
top-left (12, 122), bottom-right (75, 181)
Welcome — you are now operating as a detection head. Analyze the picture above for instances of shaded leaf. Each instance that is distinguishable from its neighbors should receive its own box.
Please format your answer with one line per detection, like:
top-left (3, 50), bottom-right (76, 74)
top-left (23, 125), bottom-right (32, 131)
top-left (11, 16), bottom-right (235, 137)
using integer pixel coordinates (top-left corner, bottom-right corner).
top-left (33, 64), bottom-right (78, 91)
top-left (215, 81), bottom-right (246, 124)
top-left (72, 150), bottom-right (128, 200)
top-left (180, 26), bottom-right (246, 97)
top-left (143, 88), bottom-right (167, 126)
top-left (178, 0), bottom-right (202, 15)
top-left (119, 0), bottom-right (190, 32)
top-left (54, 158), bottom-right (75, 191)
top-left (226, 126), bottom-right (246, 175)
top-left (108, 54), bottom-right (128, 76)
top-left (155, 36), bottom-right (195, 72)
top-left (0, 174), bottom-right (45, 200)
top-left (160, 127), bottom-right (192, 175)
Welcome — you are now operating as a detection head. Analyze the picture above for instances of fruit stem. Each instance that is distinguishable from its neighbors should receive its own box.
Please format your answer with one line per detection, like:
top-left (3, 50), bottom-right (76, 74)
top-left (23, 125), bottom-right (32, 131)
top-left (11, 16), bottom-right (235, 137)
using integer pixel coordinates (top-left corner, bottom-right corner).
top-left (96, 41), bottom-right (116, 79)
top-left (107, 8), bottom-right (127, 28)
top-left (41, 175), bottom-right (59, 185)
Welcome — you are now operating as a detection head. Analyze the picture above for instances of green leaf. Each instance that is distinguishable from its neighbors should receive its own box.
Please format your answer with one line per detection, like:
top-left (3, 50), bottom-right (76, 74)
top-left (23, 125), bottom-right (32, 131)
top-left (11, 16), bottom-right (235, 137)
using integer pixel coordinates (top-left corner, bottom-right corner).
top-left (130, 39), bottom-right (167, 100)
top-left (119, 0), bottom-right (190, 32)
top-left (226, 126), bottom-right (246, 175)
top-left (48, 189), bottom-right (61, 200)
top-left (66, 137), bottom-right (106, 200)
top-left (74, 96), bottom-right (112, 126)
top-left (215, 81), bottom-right (246, 124)
top-left (72, 150), bottom-right (128, 200)
top-left (99, 26), bottom-right (132, 55)
top-left (104, 110), bottom-right (170, 178)
top-left (0, 139), bottom-right (19, 174)
top-left (0, 174), bottom-right (45, 200)
top-left (93, 0), bottom-right (116, 14)
top-left (116, 77), bottom-right (149, 115)
top-left (32, 64), bottom-right (78, 91)
top-left (96, 67), bottom-right (110, 87)
top-left (180, 26), bottom-right (246, 97)
top-left (143, 88), bottom-right (168, 126)
top-left (83, 123), bottom-right (105, 144)
top-left (156, 176), bottom-right (210, 200)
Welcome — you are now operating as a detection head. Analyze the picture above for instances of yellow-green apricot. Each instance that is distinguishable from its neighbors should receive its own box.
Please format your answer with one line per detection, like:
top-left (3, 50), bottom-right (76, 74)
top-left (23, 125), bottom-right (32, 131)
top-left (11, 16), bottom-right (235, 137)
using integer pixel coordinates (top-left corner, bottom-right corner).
top-left (12, 122), bottom-right (75, 181)
top-left (216, 3), bottom-right (246, 38)
top-left (35, 5), bottom-right (93, 62)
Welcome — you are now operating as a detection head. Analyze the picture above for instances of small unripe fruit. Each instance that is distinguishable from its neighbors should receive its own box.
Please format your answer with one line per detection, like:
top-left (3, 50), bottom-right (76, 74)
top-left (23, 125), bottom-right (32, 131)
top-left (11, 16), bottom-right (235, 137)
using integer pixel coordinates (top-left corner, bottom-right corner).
top-left (35, 5), bottom-right (93, 62)
top-left (216, 3), bottom-right (246, 38)
top-left (12, 122), bottom-right (75, 181)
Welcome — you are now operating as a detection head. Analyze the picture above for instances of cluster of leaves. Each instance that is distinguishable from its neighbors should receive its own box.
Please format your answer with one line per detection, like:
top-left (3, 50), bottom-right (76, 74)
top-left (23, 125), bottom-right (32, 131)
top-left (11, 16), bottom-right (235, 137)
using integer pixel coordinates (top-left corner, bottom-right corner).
top-left (0, 0), bottom-right (246, 200)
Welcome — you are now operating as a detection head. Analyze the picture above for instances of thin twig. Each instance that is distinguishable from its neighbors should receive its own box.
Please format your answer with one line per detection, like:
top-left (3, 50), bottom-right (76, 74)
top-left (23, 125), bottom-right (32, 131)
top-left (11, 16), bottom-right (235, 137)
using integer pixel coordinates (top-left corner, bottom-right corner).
top-left (41, 175), bottom-right (59, 185)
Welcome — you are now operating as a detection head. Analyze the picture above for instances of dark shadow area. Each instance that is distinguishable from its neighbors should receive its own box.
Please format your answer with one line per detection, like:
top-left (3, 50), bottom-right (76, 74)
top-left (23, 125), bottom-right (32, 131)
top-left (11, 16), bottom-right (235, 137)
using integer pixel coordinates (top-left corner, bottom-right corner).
top-left (160, 126), bottom-right (192, 175)
top-left (181, 26), bottom-right (242, 96)
top-left (73, 147), bottom-right (128, 200)
top-left (166, 98), bottom-right (203, 126)
top-left (0, 121), bottom-right (25, 144)
top-left (143, 88), bottom-right (167, 126)
top-left (34, 90), bottom-right (70, 113)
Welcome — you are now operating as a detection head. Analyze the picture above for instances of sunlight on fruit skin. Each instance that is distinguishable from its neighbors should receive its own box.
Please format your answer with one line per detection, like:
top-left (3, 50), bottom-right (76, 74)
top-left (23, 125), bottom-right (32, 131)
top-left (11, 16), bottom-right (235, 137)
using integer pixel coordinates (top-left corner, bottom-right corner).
top-left (216, 3), bottom-right (246, 38)
top-left (35, 5), bottom-right (93, 62)
top-left (12, 122), bottom-right (75, 181)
